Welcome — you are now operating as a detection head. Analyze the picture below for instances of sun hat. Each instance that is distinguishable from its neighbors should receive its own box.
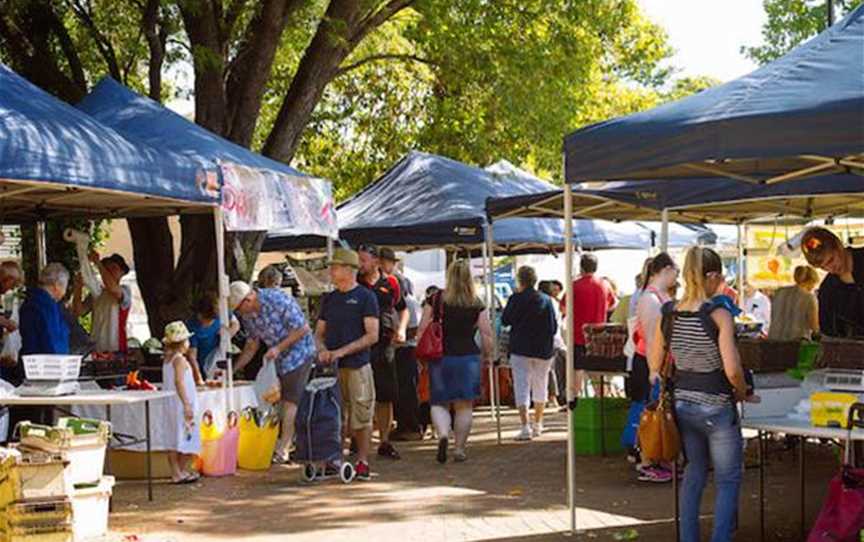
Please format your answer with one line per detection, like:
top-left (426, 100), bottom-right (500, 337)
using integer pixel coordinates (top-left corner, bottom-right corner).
top-left (329, 247), bottom-right (360, 269)
top-left (229, 281), bottom-right (253, 310)
top-left (163, 321), bottom-right (193, 344)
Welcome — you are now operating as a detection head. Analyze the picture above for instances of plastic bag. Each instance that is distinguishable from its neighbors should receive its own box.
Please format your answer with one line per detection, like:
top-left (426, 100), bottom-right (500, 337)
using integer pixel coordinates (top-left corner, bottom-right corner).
top-left (0, 304), bottom-right (20, 365)
top-left (199, 411), bottom-right (239, 477)
top-left (254, 362), bottom-right (281, 405)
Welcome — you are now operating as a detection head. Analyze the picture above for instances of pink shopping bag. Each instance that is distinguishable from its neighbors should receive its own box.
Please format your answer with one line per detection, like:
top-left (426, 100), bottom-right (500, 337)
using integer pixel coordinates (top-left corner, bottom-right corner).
top-left (200, 411), bottom-right (239, 477)
top-left (808, 403), bottom-right (864, 542)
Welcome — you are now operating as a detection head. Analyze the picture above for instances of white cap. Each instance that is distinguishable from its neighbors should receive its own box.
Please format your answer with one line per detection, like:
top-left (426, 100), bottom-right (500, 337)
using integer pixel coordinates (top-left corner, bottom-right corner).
top-left (229, 281), bottom-right (252, 310)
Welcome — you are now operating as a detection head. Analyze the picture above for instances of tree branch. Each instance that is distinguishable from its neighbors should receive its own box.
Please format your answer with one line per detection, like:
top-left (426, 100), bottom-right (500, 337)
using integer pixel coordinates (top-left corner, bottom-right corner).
top-left (336, 53), bottom-right (435, 76)
top-left (352, 0), bottom-right (416, 44)
top-left (65, 0), bottom-right (122, 79)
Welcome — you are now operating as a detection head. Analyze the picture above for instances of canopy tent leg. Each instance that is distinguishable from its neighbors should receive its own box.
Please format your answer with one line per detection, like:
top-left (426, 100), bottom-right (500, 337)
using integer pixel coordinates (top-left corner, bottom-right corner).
top-left (214, 206), bottom-right (233, 411)
top-left (36, 221), bottom-right (47, 272)
top-left (564, 181), bottom-right (577, 535)
top-left (326, 236), bottom-right (334, 261)
top-left (737, 223), bottom-right (745, 301)
top-left (659, 208), bottom-right (669, 253)
top-left (484, 222), bottom-right (502, 445)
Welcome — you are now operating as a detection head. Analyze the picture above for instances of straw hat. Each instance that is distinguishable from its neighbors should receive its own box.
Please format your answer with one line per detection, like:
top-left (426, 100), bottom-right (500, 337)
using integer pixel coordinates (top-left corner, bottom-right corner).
top-left (163, 321), bottom-right (193, 344)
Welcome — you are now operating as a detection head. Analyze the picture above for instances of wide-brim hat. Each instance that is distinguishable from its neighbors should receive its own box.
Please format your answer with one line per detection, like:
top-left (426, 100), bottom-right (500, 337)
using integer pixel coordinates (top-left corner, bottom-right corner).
top-left (329, 248), bottom-right (360, 269)
top-left (163, 321), bottom-right (193, 344)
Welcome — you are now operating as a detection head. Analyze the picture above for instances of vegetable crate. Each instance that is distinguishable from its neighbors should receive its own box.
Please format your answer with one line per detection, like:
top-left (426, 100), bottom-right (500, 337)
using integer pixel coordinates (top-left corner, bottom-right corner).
top-left (17, 419), bottom-right (109, 487)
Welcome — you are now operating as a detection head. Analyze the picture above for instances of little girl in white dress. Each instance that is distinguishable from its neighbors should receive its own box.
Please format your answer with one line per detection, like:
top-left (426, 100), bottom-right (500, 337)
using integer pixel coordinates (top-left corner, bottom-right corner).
top-left (162, 321), bottom-right (201, 484)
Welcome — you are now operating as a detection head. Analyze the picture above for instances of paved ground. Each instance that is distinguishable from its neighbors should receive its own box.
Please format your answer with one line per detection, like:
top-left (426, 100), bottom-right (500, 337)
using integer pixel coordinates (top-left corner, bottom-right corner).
top-left (106, 408), bottom-right (839, 542)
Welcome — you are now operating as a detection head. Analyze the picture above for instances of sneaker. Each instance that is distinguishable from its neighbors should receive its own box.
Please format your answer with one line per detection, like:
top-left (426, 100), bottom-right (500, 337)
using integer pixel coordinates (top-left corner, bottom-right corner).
top-left (436, 437), bottom-right (448, 464)
top-left (323, 462), bottom-right (340, 477)
top-left (272, 451), bottom-right (292, 465)
top-left (637, 465), bottom-right (672, 483)
top-left (377, 442), bottom-right (401, 460)
top-left (532, 423), bottom-right (544, 438)
top-left (355, 461), bottom-right (371, 481)
top-left (625, 447), bottom-right (641, 465)
top-left (514, 426), bottom-right (533, 441)
top-left (453, 449), bottom-right (467, 463)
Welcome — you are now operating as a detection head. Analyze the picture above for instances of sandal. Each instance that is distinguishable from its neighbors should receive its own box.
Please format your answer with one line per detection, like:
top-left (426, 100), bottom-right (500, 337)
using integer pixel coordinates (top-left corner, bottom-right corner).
top-left (172, 473), bottom-right (197, 485)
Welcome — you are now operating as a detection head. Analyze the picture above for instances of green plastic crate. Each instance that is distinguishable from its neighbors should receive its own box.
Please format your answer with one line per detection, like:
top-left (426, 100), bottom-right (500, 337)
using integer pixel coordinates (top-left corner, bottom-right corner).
top-left (570, 398), bottom-right (629, 456)
top-left (571, 398), bottom-right (629, 430)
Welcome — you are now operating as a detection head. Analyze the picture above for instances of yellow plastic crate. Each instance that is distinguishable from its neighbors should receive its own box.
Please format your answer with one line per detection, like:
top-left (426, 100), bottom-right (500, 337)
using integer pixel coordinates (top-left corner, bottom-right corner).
top-left (3, 499), bottom-right (71, 530)
top-left (811, 391), bottom-right (859, 428)
top-left (1, 524), bottom-right (73, 542)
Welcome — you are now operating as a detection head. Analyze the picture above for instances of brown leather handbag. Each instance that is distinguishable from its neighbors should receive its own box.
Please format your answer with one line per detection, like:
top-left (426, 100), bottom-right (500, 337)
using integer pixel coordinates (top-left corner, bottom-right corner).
top-left (637, 308), bottom-right (681, 463)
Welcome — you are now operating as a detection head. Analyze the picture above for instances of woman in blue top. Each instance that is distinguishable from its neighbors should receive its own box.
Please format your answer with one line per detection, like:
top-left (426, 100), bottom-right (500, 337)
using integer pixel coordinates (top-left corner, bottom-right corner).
top-left (187, 293), bottom-right (238, 384)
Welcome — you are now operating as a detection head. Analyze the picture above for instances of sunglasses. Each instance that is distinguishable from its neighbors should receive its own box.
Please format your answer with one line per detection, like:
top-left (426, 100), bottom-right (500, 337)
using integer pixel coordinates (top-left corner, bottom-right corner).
top-left (356, 244), bottom-right (378, 256)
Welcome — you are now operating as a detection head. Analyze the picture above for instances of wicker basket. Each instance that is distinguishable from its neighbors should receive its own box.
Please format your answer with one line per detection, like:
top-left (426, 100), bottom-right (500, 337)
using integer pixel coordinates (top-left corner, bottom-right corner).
top-left (736, 339), bottom-right (801, 373)
top-left (815, 337), bottom-right (864, 369)
top-left (584, 324), bottom-right (628, 359)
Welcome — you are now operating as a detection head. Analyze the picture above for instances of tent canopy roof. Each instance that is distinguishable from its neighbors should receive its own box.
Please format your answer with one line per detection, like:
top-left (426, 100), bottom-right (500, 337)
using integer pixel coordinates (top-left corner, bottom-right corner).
top-left (563, 5), bottom-right (864, 184)
top-left (487, 174), bottom-right (864, 224)
top-left (78, 77), bottom-right (305, 177)
top-left (0, 65), bottom-right (211, 222)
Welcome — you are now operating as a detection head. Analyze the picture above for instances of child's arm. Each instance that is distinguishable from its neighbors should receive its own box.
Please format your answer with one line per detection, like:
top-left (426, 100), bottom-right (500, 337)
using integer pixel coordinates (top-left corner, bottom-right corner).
top-left (172, 356), bottom-right (194, 422)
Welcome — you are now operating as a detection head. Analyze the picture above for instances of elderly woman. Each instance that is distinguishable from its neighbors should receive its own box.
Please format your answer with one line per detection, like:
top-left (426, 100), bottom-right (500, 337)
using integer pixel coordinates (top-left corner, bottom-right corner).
top-left (258, 265), bottom-right (284, 289)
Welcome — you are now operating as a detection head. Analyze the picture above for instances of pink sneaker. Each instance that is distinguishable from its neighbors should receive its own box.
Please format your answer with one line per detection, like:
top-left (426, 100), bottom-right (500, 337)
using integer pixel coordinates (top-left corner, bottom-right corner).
top-left (637, 465), bottom-right (672, 483)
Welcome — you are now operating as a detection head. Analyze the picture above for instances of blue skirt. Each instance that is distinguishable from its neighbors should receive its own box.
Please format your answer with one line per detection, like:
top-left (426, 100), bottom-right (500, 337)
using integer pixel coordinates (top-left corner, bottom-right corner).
top-left (429, 354), bottom-right (481, 405)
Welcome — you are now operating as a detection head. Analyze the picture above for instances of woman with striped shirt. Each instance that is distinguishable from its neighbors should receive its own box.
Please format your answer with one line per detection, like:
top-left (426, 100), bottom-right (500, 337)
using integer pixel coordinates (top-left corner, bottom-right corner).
top-left (648, 247), bottom-right (756, 542)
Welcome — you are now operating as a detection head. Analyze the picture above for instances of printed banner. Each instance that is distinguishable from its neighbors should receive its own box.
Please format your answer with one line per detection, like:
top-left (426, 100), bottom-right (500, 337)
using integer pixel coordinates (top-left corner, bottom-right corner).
top-left (220, 163), bottom-right (336, 237)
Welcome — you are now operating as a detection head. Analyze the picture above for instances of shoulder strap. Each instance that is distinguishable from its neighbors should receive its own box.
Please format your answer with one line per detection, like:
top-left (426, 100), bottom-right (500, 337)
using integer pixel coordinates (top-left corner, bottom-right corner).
top-left (698, 300), bottom-right (722, 345)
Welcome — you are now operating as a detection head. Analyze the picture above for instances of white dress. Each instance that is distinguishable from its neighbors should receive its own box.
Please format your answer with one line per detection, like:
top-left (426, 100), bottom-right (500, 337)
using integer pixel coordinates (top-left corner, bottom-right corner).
top-left (162, 355), bottom-right (201, 455)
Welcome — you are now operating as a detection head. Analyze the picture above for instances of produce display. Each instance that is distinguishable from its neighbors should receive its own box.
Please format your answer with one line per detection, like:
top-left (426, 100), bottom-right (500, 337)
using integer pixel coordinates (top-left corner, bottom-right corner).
top-left (124, 371), bottom-right (156, 391)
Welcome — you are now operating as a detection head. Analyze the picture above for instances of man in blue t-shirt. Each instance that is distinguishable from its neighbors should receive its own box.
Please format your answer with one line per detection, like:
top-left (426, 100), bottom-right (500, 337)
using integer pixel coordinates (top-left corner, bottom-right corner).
top-left (316, 248), bottom-right (379, 481)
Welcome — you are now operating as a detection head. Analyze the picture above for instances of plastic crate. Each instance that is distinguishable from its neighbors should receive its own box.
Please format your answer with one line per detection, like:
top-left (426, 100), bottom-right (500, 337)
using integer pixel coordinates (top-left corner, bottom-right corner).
top-left (70, 476), bottom-right (113, 542)
top-left (571, 398), bottom-right (629, 431)
top-left (18, 420), bottom-right (109, 487)
top-left (8, 449), bottom-right (71, 502)
top-left (21, 356), bottom-right (81, 382)
top-left (1, 524), bottom-right (73, 542)
top-left (4, 499), bottom-right (72, 530)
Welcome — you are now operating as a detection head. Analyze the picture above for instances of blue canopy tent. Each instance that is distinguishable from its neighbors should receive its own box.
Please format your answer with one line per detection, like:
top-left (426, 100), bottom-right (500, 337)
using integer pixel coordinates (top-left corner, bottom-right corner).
top-left (564, 5), bottom-right (864, 185)
top-left (0, 65), bottom-right (211, 221)
top-left (78, 78), bottom-right (305, 177)
top-left (556, 9), bottom-right (864, 532)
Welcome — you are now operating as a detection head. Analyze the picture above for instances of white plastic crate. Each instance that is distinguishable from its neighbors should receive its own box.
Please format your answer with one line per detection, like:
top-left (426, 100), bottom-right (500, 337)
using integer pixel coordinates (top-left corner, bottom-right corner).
top-left (70, 476), bottom-right (114, 542)
top-left (18, 420), bottom-right (109, 487)
top-left (22, 356), bottom-right (81, 381)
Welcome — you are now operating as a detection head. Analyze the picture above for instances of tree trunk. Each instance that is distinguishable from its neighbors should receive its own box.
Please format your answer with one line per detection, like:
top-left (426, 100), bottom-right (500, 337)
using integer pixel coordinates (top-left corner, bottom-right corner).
top-left (127, 217), bottom-right (175, 336)
top-left (224, 0), bottom-right (302, 147)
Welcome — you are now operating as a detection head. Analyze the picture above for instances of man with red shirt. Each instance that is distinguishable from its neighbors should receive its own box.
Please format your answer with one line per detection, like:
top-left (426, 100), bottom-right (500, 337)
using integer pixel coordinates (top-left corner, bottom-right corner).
top-left (357, 245), bottom-right (408, 460)
top-left (569, 253), bottom-right (616, 397)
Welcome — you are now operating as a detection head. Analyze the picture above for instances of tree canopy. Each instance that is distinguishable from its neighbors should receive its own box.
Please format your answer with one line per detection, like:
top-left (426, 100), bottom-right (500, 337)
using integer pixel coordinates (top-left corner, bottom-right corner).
top-left (0, 0), bottom-right (713, 333)
top-left (742, 0), bottom-right (863, 65)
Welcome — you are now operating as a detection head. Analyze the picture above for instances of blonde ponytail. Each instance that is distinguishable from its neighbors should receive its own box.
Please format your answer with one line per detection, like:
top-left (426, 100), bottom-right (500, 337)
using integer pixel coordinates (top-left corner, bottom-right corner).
top-left (681, 246), bottom-right (708, 307)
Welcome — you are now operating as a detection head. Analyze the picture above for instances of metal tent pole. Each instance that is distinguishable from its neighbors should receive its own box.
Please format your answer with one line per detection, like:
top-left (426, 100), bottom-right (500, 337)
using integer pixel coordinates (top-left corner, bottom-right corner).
top-left (564, 181), bottom-right (577, 535)
top-left (737, 222), bottom-right (745, 301)
top-left (660, 208), bottom-right (670, 253)
top-left (214, 206), bottom-right (234, 411)
top-left (484, 221), bottom-right (502, 444)
top-left (36, 222), bottom-right (47, 272)
top-left (326, 236), bottom-right (334, 260)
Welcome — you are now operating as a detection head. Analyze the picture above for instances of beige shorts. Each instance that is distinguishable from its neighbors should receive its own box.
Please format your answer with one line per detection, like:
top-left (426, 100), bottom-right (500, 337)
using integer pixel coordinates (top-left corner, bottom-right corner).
top-left (339, 364), bottom-right (376, 432)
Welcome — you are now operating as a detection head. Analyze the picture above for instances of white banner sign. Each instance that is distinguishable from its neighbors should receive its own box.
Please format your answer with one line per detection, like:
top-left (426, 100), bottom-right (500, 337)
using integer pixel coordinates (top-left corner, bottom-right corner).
top-left (220, 163), bottom-right (336, 237)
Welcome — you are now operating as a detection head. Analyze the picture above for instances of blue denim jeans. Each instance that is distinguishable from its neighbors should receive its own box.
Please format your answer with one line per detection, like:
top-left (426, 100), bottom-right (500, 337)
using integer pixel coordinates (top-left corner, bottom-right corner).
top-left (675, 400), bottom-right (743, 542)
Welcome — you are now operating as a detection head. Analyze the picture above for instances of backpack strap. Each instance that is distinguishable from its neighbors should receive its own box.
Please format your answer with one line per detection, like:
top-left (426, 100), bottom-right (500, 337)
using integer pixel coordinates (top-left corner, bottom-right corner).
top-left (698, 299), bottom-right (725, 346)
top-left (658, 301), bottom-right (677, 378)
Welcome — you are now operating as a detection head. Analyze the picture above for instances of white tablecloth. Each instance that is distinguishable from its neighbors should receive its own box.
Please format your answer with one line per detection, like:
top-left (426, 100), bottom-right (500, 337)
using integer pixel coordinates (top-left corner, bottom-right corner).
top-left (71, 384), bottom-right (258, 451)
top-left (743, 415), bottom-right (864, 441)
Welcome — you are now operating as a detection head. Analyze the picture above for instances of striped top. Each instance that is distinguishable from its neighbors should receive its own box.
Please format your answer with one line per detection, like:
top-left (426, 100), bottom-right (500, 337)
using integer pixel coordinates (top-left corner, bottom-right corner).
top-left (669, 311), bottom-right (732, 406)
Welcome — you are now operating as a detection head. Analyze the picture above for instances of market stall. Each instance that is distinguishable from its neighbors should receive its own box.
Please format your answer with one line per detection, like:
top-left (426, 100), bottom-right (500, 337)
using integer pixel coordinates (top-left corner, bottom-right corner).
top-left (549, 4), bottom-right (864, 535)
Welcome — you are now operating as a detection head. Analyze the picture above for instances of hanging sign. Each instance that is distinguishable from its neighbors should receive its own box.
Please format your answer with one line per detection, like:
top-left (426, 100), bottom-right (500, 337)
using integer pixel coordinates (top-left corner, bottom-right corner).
top-left (220, 162), bottom-right (336, 237)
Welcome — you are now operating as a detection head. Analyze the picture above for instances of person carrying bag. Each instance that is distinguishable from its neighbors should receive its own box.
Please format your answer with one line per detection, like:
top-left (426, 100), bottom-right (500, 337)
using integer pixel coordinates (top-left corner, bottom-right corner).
top-left (416, 291), bottom-right (443, 361)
